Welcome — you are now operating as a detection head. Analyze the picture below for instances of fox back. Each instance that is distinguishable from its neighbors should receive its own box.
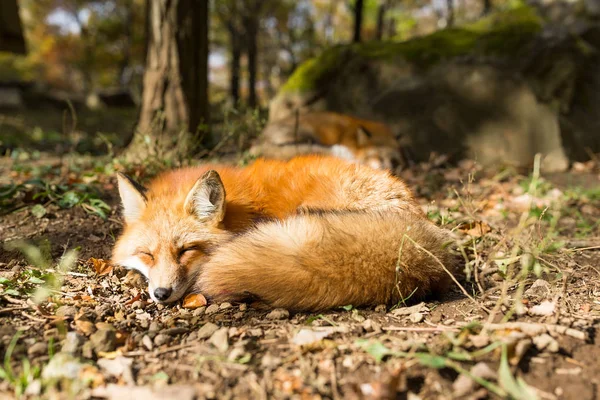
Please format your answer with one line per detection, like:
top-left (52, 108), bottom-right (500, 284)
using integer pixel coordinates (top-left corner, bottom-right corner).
top-left (251, 111), bottom-right (404, 171)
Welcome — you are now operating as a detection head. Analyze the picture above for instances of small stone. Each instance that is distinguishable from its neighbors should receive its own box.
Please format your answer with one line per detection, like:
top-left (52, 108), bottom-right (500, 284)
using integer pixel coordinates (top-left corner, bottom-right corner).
top-left (55, 306), bottom-right (78, 319)
top-left (193, 307), bottom-right (206, 317)
top-left (266, 308), bottom-right (289, 320)
top-left (41, 353), bottom-right (83, 380)
top-left (410, 312), bottom-right (424, 323)
top-left (81, 342), bottom-right (94, 359)
top-left (362, 319), bottom-right (381, 333)
top-left (533, 334), bottom-right (559, 352)
top-left (62, 332), bottom-right (84, 354)
top-left (374, 304), bottom-right (387, 313)
top-left (197, 322), bottom-right (219, 340)
top-left (131, 301), bottom-right (143, 309)
top-left (233, 312), bottom-right (244, 319)
top-left (453, 362), bottom-right (497, 396)
top-left (153, 334), bottom-right (170, 346)
top-left (162, 327), bottom-right (188, 336)
top-left (219, 302), bottom-right (232, 310)
top-left (156, 303), bottom-right (165, 310)
top-left (524, 279), bottom-right (551, 298)
top-left (24, 380), bottom-right (42, 396)
top-left (75, 320), bottom-right (96, 336)
top-left (149, 321), bottom-right (162, 332)
top-left (261, 353), bottom-right (282, 369)
top-left (209, 328), bottom-right (229, 353)
top-left (90, 328), bottom-right (117, 353)
top-left (28, 342), bottom-right (47, 357)
top-left (205, 304), bottom-right (220, 315)
top-left (142, 335), bottom-right (153, 351)
top-left (239, 304), bottom-right (247, 311)
top-left (443, 319), bottom-right (456, 325)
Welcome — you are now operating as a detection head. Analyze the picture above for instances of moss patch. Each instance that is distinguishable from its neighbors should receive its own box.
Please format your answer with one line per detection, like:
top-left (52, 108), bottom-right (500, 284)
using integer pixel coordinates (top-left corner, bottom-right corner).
top-left (282, 6), bottom-right (542, 93)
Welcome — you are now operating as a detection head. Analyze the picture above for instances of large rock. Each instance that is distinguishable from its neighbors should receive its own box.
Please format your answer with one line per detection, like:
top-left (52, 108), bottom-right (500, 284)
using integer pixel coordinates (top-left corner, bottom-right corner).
top-left (270, 6), bottom-right (600, 172)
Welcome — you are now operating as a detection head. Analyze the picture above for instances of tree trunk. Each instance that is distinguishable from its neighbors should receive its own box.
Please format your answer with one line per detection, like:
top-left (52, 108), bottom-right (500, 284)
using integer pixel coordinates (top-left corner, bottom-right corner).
top-left (126, 0), bottom-right (210, 160)
top-left (376, 1), bottom-right (387, 40)
top-left (244, 15), bottom-right (259, 108)
top-left (118, 0), bottom-right (134, 87)
top-left (446, 0), bottom-right (455, 27)
top-left (228, 24), bottom-right (242, 107)
top-left (482, 0), bottom-right (492, 16)
top-left (353, 0), bottom-right (364, 43)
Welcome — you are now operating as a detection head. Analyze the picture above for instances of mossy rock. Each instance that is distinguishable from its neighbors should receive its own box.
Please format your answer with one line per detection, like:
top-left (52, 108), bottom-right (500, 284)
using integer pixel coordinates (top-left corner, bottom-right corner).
top-left (281, 6), bottom-right (542, 94)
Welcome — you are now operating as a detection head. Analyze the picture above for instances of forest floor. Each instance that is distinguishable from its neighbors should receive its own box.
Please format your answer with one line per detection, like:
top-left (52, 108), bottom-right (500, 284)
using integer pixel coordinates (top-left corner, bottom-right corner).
top-left (0, 151), bottom-right (599, 400)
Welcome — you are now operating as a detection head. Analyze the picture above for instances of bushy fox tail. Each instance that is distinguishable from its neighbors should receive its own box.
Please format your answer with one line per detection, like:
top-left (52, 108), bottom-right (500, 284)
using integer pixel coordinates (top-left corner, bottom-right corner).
top-left (196, 210), bottom-right (460, 311)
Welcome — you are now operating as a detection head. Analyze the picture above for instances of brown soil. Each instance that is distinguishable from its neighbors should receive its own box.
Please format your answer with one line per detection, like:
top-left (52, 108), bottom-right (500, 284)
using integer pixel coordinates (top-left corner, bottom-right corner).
top-left (0, 157), bottom-right (599, 400)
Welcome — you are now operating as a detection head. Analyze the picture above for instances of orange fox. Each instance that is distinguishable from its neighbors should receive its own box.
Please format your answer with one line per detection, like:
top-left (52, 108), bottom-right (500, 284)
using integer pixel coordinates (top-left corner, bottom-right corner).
top-left (112, 155), bottom-right (458, 311)
top-left (250, 111), bottom-right (404, 171)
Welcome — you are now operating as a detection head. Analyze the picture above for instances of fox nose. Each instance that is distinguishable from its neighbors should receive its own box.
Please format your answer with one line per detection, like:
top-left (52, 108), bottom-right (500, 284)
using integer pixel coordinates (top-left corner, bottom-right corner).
top-left (154, 287), bottom-right (172, 301)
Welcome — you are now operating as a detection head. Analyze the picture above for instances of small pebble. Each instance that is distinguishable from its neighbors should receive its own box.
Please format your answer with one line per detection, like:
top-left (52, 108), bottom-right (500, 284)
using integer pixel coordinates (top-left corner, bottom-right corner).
top-left (374, 304), bottom-right (387, 313)
top-left (410, 312), bottom-right (424, 323)
top-left (153, 334), bottom-right (170, 346)
top-left (149, 321), bottom-right (162, 332)
top-left (61, 332), bottom-right (84, 354)
top-left (142, 335), bottom-right (153, 351)
top-left (198, 322), bottom-right (219, 340)
top-left (193, 306), bottom-right (206, 317)
top-left (266, 308), bottom-right (290, 320)
top-left (219, 302), bottom-right (232, 310)
top-left (205, 304), bottom-right (220, 315)
top-left (28, 342), bottom-right (47, 357)
top-left (55, 306), bottom-right (78, 319)
top-left (239, 304), bottom-right (247, 311)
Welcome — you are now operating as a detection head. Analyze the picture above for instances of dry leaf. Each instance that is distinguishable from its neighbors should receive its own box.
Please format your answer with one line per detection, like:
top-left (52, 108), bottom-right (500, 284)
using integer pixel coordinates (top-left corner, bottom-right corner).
top-left (88, 258), bottom-right (114, 276)
top-left (458, 221), bottom-right (491, 237)
top-left (182, 293), bottom-right (207, 309)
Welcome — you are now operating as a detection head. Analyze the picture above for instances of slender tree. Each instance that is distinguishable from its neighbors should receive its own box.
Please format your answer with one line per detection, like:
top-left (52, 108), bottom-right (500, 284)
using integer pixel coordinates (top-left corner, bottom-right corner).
top-left (446, 0), bottom-right (455, 27)
top-left (215, 1), bottom-right (243, 106)
top-left (125, 0), bottom-right (210, 160)
top-left (376, 0), bottom-right (388, 40)
top-left (353, 0), bottom-right (364, 42)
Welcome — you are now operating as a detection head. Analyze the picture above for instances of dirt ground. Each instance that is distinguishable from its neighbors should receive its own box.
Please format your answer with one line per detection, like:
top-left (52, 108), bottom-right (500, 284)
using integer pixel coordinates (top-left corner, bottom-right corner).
top-left (0, 154), bottom-right (599, 400)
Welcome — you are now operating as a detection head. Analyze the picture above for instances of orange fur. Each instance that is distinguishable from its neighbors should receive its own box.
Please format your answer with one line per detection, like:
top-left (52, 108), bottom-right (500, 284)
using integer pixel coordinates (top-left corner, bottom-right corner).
top-left (251, 111), bottom-right (404, 170)
top-left (112, 155), bottom-right (458, 310)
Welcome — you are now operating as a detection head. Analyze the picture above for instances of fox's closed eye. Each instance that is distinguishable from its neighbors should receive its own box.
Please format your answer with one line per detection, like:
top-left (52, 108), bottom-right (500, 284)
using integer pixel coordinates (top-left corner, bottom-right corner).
top-left (179, 246), bottom-right (201, 257)
top-left (135, 249), bottom-right (154, 261)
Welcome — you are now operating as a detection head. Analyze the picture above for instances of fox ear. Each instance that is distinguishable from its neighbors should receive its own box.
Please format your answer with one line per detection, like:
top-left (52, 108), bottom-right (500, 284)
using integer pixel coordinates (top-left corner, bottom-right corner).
top-left (185, 170), bottom-right (226, 224)
top-left (356, 125), bottom-right (373, 147)
top-left (117, 173), bottom-right (147, 224)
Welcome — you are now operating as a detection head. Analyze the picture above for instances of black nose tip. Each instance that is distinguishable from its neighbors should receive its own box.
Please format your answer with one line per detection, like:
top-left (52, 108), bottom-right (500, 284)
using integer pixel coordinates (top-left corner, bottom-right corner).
top-left (154, 287), bottom-right (172, 301)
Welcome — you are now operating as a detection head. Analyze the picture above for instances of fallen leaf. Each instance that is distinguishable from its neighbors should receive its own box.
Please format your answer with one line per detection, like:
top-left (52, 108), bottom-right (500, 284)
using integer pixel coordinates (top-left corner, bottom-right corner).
top-left (182, 293), bottom-right (207, 309)
top-left (458, 221), bottom-right (491, 237)
top-left (88, 258), bottom-right (113, 276)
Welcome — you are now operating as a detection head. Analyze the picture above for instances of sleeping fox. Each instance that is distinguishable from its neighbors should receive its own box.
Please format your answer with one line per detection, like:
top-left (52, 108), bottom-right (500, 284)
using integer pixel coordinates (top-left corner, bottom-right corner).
top-left (250, 111), bottom-right (405, 171)
top-left (112, 155), bottom-right (459, 311)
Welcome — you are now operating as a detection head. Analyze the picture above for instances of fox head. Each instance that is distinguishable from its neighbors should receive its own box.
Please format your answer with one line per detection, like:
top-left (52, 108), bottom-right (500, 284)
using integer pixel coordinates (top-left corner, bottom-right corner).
top-left (331, 126), bottom-right (405, 171)
top-left (112, 170), bottom-right (231, 304)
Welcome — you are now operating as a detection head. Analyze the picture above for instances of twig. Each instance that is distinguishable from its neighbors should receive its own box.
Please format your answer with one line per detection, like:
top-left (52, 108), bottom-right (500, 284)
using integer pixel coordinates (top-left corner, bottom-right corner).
top-left (382, 326), bottom-right (460, 333)
top-left (485, 322), bottom-right (588, 341)
top-left (124, 343), bottom-right (196, 357)
top-left (0, 306), bottom-right (30, 315)
top-left (21, 312), bottom-right (47, 323)
top-left (330, 362), bottom-right (341, 400)
top-left (564, 238), bottom-right (600, 250)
